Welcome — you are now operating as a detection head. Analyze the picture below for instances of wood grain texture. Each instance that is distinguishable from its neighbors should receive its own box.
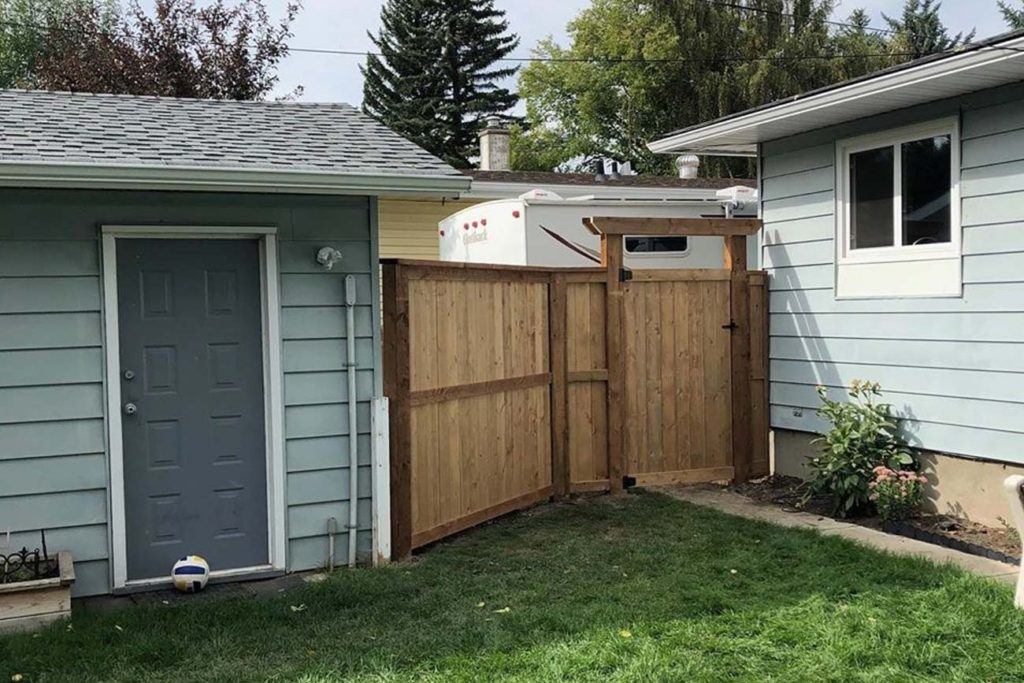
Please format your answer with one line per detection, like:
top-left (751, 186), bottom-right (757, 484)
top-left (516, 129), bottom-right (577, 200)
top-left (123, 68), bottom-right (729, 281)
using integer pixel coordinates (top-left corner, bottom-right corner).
top-left (585, 217), bottom-right (762, 236)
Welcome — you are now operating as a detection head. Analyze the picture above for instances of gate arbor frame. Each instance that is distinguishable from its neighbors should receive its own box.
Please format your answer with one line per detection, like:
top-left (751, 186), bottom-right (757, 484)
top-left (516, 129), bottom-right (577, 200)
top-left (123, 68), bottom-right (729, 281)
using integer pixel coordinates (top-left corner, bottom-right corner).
top-left (582, 216), bottom-right (762, 493)
top-left (384, 216), bottom-right (766, 560)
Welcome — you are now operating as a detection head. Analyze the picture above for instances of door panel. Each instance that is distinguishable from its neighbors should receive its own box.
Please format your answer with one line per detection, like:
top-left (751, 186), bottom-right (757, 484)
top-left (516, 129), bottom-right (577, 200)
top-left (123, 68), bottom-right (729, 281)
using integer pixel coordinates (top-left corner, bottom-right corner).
top-left (118, 239), bottom-right (268, 581)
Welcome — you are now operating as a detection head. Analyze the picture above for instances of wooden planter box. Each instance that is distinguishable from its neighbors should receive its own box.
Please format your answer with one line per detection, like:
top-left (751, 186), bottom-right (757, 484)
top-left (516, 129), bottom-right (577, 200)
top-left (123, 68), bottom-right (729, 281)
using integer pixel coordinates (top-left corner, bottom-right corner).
top-left (0, 551), bottom-right (75, 634)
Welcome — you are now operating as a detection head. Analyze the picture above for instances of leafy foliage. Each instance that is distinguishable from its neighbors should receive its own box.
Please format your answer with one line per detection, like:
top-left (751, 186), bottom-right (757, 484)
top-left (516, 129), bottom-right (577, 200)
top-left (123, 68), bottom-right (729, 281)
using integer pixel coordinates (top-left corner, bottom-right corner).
top-left (512, 0), bottom-right (978, 174)
top-left (1, 0), bottom-right (298, 100)
top-left (808, 380), bottom-right (914, 517)
top-left (870, 466), bottom-right (927, 521)
top-left (361, 0), bottom-right (519, 168)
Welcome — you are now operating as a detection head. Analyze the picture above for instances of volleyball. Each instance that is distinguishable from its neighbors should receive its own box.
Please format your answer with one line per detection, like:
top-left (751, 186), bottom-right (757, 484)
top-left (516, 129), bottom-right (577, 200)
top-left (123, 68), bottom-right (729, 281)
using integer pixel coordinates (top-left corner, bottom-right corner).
top-left (171, 555), bottom-right (210, 593)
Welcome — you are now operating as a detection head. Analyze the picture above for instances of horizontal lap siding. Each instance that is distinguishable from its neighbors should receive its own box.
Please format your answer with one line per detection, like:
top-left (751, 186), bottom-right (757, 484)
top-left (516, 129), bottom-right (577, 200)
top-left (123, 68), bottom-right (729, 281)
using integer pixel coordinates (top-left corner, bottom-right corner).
top-left (0, 189), bottom-right (379, 594)
top-left (377, 198), bottom-right (474, 259)
top-left (0, 206), bottom-right (107, 596)
top-left (761, 89), bottom-right (1024, 464)
top-left (281, 202), bottom-right (376, 570)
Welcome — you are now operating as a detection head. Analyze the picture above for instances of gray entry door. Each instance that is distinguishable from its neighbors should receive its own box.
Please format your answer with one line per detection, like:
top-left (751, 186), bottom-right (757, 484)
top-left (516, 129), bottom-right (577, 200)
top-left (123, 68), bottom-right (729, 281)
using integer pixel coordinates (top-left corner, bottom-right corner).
top-left (117, 238), bottom-right (269, 581)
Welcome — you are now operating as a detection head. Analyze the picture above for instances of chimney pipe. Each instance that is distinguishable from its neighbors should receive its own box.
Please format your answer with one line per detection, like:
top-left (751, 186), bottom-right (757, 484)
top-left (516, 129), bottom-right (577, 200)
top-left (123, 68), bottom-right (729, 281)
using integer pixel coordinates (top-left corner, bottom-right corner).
top-left (478, 116), bottom-right (510, 171)
top-left (593, 158), bottom-right (607, 182)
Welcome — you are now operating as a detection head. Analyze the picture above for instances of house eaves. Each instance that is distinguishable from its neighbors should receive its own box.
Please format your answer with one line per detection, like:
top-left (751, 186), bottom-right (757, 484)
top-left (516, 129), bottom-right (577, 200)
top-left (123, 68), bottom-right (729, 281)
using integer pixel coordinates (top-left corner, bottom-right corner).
top-left (648, 30), bottom-right (1024, 156)
top-left (0, 161), bottom-right (471, 197)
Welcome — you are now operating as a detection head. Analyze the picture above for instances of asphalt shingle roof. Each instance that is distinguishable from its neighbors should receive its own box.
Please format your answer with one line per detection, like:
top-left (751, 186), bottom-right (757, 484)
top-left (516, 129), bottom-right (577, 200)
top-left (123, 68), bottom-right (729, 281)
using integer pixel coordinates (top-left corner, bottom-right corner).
top-left (0, 89), bottom-right (462, 178)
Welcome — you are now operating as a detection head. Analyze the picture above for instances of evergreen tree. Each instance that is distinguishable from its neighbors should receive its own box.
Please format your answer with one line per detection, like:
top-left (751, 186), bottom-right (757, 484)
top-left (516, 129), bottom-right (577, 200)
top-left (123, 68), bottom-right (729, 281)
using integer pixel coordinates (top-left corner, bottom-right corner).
top-left (999, 1), bottom-right (1024, 29)
top-left (361, 0), bottom-right (519, 168)
top-left (883, 0), bottom-right (974, 59)
top-left (833, 9), bottom-right (891, 80)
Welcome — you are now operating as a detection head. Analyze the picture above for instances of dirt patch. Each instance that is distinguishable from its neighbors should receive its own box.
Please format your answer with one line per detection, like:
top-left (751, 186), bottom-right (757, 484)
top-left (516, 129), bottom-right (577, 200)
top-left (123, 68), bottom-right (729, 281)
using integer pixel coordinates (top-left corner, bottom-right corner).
top-left (912, 515), bottom-right (1020, 561)
top-left (726, 476), bottom-right (1021, 564)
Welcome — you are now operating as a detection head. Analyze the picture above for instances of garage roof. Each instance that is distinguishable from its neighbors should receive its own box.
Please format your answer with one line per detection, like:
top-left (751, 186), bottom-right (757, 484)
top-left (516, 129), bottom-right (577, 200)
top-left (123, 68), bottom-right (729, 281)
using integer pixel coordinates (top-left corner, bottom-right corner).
top-left (0, 89), bottom-right (469, 195)
top-left (648, 29), bottom-right (1024, 157)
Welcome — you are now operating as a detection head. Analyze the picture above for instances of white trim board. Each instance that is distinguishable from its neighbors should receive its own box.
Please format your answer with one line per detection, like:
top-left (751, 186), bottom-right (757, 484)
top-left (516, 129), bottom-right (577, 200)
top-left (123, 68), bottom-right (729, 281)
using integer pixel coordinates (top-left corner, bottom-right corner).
top-left (101, 225), bottom-right (287, 590)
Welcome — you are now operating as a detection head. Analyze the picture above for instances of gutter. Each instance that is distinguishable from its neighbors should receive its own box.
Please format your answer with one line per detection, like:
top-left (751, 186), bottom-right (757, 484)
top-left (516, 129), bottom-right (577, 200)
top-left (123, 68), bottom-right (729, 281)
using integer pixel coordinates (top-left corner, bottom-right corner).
top-left (0, 161), bottom-right (471, 197)
top-left (647, 34), bottom-right (1024, 156)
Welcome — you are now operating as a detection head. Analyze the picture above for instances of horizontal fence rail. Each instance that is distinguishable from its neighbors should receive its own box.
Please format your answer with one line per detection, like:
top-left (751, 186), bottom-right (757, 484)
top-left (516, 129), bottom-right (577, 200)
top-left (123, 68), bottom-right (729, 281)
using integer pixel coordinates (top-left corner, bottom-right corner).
top-left (383, 252), bottom-right (768, 559)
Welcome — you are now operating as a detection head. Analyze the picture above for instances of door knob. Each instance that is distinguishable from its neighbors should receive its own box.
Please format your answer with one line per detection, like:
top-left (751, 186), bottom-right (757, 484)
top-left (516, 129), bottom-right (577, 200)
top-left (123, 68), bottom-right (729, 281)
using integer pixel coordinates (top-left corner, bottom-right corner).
top-left (123, 402), bottom-right (137, 416)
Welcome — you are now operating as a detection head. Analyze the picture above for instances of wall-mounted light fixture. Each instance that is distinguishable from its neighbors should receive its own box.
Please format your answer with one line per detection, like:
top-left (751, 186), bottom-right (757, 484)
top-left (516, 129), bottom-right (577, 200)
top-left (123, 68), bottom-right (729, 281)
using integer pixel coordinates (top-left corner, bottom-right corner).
top-left (316, 246), bottom-right (343, 271)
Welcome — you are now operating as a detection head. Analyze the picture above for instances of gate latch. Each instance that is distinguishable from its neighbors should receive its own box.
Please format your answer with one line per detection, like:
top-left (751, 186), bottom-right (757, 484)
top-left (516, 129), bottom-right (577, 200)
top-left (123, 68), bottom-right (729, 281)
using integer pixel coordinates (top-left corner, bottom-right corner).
top-left (619, 267), bottom-right (633, 282)
top-left (722, 320), bottom-right (739, 330)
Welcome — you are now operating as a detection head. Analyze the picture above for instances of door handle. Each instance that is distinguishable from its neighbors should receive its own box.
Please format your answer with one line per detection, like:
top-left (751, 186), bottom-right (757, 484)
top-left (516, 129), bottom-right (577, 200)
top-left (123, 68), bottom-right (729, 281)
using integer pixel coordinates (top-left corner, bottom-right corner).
top-left (123, 402), bottom-right (138, 416)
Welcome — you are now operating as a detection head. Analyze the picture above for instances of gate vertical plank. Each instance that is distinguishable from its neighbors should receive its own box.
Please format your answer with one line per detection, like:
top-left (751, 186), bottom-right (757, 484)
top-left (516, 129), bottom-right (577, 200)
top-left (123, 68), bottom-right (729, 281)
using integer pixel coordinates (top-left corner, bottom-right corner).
top-left (725, 236), bottom-right (752, 483)
top-left (549, 273), bottom-right (569, 497)
top-left (602, 235), bottom-right (626, 494)
top-left (383, 263), bottom-right (413, 561)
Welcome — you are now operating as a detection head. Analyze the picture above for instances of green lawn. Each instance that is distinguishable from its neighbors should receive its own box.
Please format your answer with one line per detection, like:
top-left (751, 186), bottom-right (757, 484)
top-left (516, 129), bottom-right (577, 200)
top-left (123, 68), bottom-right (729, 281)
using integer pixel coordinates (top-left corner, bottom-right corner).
top-left (3, 491), bottom-right (1024, 682)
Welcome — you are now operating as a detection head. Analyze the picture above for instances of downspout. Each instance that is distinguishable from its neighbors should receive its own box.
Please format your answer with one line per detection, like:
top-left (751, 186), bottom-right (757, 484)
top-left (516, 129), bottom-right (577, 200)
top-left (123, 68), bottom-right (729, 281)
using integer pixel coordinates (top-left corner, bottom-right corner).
top-left (345, 275), bottom-right (359, 568)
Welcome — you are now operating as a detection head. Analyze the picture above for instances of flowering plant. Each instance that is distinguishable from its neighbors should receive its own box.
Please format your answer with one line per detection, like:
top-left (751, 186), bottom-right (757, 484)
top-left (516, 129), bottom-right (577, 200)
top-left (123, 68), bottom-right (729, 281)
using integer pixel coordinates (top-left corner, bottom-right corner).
top-left (808, 380), bottom-right (913, 517)
top-left (869, 466), bottom-right (927, 521)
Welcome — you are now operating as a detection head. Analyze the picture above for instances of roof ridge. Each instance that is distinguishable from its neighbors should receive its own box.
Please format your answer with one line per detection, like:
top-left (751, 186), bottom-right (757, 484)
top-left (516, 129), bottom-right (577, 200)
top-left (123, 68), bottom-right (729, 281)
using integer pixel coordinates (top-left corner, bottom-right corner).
top-left (0, 88), bottom-right (356, 108)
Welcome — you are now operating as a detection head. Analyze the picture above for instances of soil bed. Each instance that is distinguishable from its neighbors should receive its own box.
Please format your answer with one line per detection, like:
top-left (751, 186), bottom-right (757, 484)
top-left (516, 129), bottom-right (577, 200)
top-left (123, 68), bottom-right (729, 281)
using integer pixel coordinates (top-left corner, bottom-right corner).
top-left (729, 476), bottom-right (1021, 566)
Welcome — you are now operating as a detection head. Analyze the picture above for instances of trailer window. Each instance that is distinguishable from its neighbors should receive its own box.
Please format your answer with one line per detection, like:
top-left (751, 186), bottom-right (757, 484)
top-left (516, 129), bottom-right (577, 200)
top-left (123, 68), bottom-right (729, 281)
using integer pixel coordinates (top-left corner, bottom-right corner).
top-left (624, 237), bottom-right (688, 254)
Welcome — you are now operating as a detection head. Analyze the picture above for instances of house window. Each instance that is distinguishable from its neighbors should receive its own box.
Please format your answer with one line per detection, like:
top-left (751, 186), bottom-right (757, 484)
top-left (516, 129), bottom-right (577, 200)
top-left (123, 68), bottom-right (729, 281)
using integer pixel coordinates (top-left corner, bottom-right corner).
top-left (836, 117), bottom-right (961, 298)
top-left (625, 236), bottom-right (688, 254)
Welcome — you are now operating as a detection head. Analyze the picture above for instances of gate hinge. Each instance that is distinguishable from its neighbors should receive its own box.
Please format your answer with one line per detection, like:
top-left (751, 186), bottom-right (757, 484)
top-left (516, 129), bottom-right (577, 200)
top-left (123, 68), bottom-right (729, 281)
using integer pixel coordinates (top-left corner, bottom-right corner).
top-left (619, 267), bottom-right (633, 282)
top-left (622, 475), bottom-right (637, 489)
top-left (722, 320), bottom-right (739, 330)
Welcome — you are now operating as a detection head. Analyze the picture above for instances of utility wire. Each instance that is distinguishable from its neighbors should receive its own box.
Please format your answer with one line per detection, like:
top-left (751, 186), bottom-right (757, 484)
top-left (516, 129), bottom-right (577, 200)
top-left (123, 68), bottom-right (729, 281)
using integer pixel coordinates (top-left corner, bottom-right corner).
top-left (702, 0), bottom-right (896, 36)
top-left (1, 15), bottom-right (1022, 65)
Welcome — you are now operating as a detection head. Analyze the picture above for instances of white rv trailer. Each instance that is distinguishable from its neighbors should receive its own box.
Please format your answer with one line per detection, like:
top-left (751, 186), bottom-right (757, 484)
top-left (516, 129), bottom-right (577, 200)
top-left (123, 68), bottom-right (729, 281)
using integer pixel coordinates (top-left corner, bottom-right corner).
top-left (438, 186), bottom-right (758, 269)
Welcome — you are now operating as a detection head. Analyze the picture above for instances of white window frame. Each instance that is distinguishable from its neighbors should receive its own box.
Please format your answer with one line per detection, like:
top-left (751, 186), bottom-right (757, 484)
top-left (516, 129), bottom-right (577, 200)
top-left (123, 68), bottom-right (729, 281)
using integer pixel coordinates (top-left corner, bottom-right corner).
top-left (836, 116), bottom-right (961, 266)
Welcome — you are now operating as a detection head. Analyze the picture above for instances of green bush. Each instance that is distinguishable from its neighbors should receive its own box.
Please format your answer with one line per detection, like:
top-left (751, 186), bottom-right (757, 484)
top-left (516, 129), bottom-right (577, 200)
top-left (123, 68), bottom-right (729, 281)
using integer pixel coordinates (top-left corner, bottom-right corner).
top-left (808, 380), bottom-right (913, 517)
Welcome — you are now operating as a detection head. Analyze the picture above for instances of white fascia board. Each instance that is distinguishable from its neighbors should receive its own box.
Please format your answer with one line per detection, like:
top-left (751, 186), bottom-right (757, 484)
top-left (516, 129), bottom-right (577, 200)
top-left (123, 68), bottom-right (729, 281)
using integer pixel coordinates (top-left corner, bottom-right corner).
top-left (0, 161), bottom-right (471, 197)
top-left (463, 179), bottom-right (727, 201)
top-left (648, 37), bottom-right (1024, 155)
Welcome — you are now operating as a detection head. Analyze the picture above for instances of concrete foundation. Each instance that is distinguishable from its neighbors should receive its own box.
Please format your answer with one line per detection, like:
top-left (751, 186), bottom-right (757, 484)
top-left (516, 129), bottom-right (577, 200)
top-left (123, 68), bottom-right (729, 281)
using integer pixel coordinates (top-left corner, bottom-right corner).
top-left (771, 428), bottom-right (1024, 528)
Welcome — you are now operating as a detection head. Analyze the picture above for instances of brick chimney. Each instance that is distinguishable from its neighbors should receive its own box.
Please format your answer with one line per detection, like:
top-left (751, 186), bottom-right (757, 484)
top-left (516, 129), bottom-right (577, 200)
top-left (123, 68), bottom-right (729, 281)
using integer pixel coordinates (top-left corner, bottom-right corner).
top-left (478, 116), bottom-right (510, 171)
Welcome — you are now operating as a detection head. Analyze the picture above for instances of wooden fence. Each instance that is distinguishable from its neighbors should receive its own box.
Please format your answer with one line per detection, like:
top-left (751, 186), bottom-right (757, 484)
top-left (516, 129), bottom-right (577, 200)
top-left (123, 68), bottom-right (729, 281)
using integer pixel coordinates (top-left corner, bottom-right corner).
top-left (384, 217), bottom-right (769, 559)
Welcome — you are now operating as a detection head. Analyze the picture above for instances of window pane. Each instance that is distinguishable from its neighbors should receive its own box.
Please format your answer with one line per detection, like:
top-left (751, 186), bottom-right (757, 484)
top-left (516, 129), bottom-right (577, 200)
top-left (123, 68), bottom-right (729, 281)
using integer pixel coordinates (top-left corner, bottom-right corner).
top-left (850, 146), bottom-right (894, 249)
top-left (902, 135), bottom-right (951, 246)
top-left (624, 237), bottom-right (688, 253)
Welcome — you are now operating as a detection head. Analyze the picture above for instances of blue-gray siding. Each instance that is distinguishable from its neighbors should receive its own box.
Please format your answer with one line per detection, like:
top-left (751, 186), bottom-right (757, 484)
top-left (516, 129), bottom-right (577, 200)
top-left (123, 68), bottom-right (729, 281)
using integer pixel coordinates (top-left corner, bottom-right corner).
top-left (761, 82), bottom-right (1024, 464)
top-left (0, 189), bottom-right (379, 596)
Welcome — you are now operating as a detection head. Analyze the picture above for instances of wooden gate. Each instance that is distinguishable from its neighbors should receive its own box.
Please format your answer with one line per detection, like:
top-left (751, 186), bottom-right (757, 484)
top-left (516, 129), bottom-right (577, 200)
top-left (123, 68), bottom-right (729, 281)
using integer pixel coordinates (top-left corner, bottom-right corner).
top-left (384, 215), bottom-right (768, 559)
top-left (621, 272), bottom-right (734, 485)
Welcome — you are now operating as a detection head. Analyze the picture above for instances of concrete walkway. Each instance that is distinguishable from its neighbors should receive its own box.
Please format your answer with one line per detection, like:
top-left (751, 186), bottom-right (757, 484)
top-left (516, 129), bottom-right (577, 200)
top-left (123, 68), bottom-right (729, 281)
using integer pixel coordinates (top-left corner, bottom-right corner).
top-left (656, 485), bottom-right (1020, 585)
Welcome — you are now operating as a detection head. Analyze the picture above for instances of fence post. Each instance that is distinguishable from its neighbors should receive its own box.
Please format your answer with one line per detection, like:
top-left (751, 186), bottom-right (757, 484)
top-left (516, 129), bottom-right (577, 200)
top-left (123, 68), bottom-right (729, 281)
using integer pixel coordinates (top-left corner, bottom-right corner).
top-left (549, 273), bottom-right (569, 497)
top-left (602, 235), bottom-right (626, 494)
top-left (725, 236), bottom-right (752, 483)
top-left (382, 262), bottom-right (412, 560)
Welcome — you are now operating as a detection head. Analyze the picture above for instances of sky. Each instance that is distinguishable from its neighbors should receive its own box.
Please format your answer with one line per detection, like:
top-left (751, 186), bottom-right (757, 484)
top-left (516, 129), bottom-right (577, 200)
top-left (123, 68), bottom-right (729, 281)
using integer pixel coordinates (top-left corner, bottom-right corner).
top-left (265, 0), bottom-right (1012, 104)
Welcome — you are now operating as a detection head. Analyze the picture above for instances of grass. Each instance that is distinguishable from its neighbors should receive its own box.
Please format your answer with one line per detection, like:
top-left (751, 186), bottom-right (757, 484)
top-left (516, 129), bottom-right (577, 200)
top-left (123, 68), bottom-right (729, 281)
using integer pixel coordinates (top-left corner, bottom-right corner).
top-left (3, 491), bottom-right (1024, 682)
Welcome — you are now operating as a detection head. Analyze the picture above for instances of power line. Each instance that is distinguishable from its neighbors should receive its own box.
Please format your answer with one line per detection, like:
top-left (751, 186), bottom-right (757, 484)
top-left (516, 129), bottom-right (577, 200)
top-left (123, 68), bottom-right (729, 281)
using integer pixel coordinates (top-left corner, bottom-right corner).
top-left (2, 15), bottom-right (1022, 66)
top-left (702, 0), bottom-right (897, 36)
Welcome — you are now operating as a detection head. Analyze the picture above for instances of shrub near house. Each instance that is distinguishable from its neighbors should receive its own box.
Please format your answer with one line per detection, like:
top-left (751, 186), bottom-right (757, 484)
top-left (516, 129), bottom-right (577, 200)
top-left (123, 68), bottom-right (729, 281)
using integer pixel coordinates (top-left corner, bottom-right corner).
top-left (808, 381), bottom-right (916, 517)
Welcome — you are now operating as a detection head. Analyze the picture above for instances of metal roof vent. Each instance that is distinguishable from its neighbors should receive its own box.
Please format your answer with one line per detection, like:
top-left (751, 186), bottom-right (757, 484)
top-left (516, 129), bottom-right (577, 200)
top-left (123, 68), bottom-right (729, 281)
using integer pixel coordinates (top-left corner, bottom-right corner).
top-left (675, 154), bottom-right (700, 179)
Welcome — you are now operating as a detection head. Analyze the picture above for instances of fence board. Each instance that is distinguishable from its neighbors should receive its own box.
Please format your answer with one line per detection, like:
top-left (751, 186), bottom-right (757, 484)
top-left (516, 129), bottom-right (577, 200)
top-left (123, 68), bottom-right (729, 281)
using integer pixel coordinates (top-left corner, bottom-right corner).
top-left (383, 258), bottom-right (769, 558)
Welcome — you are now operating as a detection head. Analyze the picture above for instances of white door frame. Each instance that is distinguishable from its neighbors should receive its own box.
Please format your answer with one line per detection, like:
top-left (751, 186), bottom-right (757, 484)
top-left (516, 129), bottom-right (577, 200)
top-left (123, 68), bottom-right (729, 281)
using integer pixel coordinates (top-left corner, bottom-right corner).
top-left (100, 225), bottom-right (287, 590)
